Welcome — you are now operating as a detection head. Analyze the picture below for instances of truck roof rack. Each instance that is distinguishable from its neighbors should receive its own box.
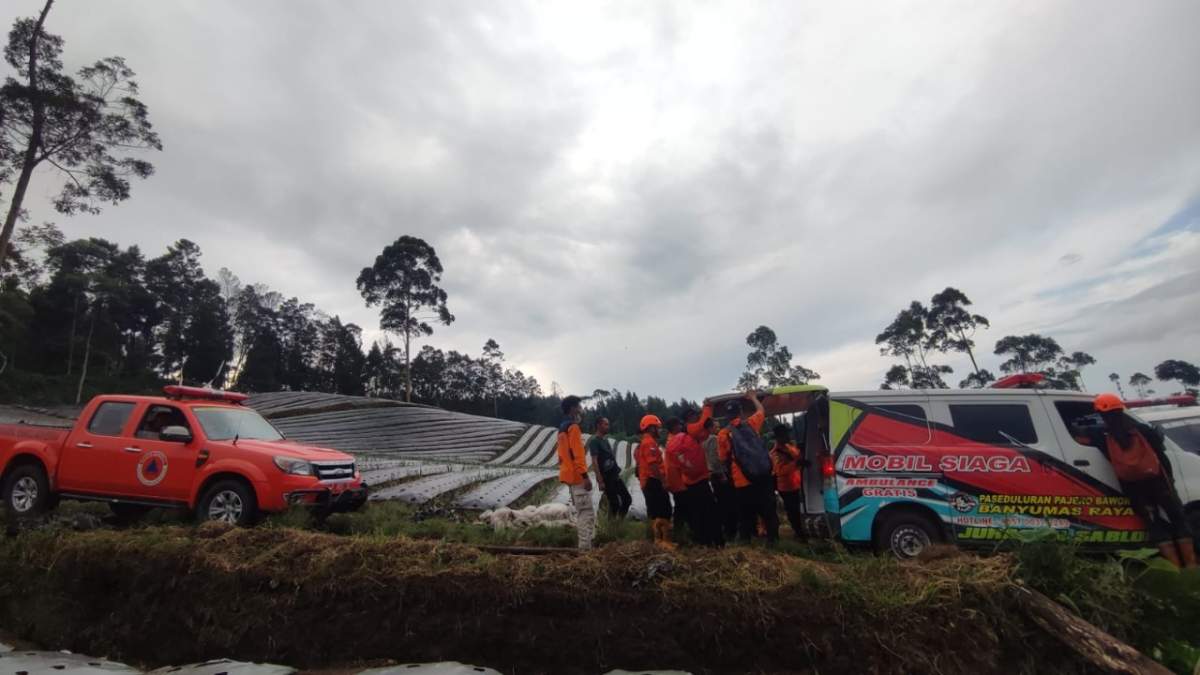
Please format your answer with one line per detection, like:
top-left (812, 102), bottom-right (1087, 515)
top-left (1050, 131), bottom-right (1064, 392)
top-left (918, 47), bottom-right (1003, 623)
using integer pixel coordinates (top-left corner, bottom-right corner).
top-left (162, 385), bottom-right (249, 404)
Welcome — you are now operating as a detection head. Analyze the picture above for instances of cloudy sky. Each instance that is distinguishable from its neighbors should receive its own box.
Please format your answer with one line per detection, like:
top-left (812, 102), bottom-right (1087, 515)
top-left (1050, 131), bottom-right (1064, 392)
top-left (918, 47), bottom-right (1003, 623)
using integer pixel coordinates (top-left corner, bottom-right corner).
top-left (4, 0), bottom-right (1199, 400)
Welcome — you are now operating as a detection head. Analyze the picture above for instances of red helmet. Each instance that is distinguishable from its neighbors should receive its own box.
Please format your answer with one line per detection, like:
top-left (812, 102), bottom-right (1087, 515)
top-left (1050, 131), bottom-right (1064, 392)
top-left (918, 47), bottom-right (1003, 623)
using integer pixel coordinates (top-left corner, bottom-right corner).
top-left (1094, 393), bottom-right (1126, 413)
top-left (639, 414), bottom-right (663, 432)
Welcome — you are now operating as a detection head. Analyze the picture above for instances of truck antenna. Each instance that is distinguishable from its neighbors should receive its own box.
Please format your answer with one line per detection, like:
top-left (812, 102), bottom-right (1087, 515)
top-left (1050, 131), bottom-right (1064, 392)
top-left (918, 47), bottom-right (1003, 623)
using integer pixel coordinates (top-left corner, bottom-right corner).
top-left (206, 360), bottom-right (226, 390)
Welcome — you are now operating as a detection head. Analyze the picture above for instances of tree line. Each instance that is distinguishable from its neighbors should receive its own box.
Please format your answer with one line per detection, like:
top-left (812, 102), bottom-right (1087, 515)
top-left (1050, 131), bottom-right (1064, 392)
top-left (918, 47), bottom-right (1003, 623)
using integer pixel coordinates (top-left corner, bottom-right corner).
top-left (875, 287), bottom-right (1198, 395)
top-left (0, 225), bottom-right (704, 430)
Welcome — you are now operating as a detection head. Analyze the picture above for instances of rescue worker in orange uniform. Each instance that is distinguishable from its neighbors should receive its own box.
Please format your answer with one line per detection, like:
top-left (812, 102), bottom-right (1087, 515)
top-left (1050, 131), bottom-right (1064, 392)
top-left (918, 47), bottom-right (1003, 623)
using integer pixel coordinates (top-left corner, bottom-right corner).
top-left (691, 407), bottom-right (738, 540)
top-left (555, 395), bottom-right (594, 551)
top-left (717, 390), bottom-right (779, 544)
top-left (666, 416), bottom-right (721, 546)
top-left (663, 417), bottom-right (689, 534)
top-left (770, 424), bottom-right (807, 541)
top-left (1075, 393), bottom-right (1195, 568)
top-left (636, 414), bottom-right (674, 549)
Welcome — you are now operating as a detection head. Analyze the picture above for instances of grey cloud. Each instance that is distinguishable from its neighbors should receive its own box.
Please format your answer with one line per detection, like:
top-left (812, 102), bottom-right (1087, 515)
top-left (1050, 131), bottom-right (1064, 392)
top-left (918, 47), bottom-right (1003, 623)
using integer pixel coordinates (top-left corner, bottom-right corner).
top-left (2, 0), bottom-right (1198, 398)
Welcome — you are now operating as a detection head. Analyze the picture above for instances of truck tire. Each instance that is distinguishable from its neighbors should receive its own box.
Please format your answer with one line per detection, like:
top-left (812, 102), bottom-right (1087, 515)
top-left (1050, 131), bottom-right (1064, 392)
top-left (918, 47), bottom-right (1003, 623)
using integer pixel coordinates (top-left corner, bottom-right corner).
top-left (2, 463), bottom-right (52, 519)
top-left (875, 510), bottom-right (942, 559)
top-left (197, 479), bottom-right (258, 526)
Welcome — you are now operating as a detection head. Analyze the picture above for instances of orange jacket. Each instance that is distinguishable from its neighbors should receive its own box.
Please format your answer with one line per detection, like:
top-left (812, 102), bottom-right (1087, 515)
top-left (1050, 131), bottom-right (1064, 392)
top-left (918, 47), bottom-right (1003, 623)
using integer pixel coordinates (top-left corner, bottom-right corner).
top-left (771, 441), bottom-right (802, 493)
top-left (717, 410), bottom-right (765, 488)
top-left (668, 429), bottom-right (711, 487)
top-left (664, 432), bottom-right (687, 493)
top-left (636, 432), bottom-right (664, 488)
top-left (556, 419), bottom-right (588, 485)
top-left (686, 404), bottom-right (713, 441)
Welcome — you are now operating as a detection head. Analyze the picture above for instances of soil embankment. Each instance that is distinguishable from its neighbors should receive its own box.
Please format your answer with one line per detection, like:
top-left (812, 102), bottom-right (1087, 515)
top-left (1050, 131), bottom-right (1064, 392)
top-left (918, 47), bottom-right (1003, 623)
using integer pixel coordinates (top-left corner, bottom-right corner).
top-left (0, 525), bottom-right (1093, 674)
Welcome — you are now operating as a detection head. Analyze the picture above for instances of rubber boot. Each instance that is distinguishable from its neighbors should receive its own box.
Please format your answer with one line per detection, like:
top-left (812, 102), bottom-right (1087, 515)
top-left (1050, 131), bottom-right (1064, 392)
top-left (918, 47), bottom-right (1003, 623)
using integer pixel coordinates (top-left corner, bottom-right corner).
top-left (654, 518), bottom-right (676, 551)
top-left (1158, 541), bottom-right (1182, 568)
top-left (1176, 539), bottom-right (1197, 569)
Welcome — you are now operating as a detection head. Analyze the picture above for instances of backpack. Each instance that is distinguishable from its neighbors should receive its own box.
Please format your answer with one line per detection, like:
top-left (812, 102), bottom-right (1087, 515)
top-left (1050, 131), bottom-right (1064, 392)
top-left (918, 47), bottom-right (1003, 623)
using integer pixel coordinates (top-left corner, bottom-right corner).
top-left (729, 423), bottom-right (772, 482)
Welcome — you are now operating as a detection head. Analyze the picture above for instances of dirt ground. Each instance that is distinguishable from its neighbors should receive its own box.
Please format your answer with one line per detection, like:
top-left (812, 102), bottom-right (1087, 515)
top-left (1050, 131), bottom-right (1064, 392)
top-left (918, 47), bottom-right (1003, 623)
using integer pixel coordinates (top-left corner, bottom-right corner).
top-left (0, 524), bottom-right (1093, 675)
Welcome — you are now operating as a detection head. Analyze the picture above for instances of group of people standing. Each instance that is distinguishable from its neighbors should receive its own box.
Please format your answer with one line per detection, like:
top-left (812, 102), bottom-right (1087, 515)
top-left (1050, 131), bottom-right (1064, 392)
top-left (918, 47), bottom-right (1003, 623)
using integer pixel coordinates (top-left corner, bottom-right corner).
top-left (555, 392), bottom-right (807, 550)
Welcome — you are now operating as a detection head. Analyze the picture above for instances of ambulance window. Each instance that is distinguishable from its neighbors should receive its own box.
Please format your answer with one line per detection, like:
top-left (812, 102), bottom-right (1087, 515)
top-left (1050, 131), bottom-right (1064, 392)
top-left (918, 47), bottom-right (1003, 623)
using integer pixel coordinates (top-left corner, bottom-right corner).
top-left (1053, 401), bottom-right (1097, 437)
top-left (87, 401), bottom-right (136, 436)
top-left (877, 405), bottom-right (926, 421)
top-left (866, 403), bottom-right (930, 445)
top-left (1162, 421), bottom-right (1200, 455)
top-left (948, 404), bottom-right (1037, 445)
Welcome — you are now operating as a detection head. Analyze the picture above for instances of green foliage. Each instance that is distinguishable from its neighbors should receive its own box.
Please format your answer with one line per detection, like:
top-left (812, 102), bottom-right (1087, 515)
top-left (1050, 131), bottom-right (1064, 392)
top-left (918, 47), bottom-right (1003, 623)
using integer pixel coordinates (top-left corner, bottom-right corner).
top-left (1, 1), bottom-right (161, 271)
top-left (926, 286), bottom-right (990, 375)
top-left (1130, 372), bottom-right (1154, 398)
top-left (877, 301), bottom-right (953, 389)
top-left (357, 236), bottom-right (454, 401)
top-left (1009, 533), bottom-right (1200, 674)
top-left (737, 325), bottom-right (819, 390)
top-left (1155, 359), bottom-right (1200, 394)
top-left (993, 334), bottom-right (1094, 390)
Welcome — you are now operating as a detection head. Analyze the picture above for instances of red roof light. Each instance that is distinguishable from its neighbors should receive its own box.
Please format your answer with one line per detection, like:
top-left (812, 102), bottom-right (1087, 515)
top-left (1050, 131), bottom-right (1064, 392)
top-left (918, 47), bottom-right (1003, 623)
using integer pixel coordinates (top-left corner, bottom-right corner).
top-left (990, 373), bottom-right (1046, 389)
top-left (163, 385), bottom-right (248, 404)
top-left (1124, 395), bottom-right (1197, 409)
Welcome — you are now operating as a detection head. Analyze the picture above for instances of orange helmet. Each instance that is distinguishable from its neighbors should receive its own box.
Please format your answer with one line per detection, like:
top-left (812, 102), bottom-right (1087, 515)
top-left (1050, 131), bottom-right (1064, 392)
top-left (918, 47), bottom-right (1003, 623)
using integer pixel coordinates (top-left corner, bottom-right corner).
top-left (639, 414), bottom-right (663, 432)
top-left (1094, 393), bottom-right (1126, 413)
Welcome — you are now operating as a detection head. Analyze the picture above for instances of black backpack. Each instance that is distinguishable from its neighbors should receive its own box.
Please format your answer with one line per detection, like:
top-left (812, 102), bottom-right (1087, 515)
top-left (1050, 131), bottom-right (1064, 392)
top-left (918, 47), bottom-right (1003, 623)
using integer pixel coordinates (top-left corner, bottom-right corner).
top-left (729, 423), bottom-right (772, 481)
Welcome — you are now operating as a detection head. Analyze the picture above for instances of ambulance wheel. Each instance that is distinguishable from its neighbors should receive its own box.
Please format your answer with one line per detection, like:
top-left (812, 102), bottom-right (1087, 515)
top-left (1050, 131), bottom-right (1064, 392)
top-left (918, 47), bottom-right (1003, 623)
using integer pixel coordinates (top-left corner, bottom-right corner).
top-left (2, 462), bottom-right (52, 519)
top-left (876, 511), bottom-right (942, 559)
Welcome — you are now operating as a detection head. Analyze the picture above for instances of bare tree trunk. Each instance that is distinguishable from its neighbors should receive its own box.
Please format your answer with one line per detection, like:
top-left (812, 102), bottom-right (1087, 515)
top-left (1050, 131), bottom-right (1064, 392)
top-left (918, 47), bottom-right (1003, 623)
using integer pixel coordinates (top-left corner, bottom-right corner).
top-left (0, 0), bottom-right (54, 273)
top-left (66, 294), bottom-right (78, 375)
top-left (403, 329), bottom-right (412, 403)
top-left (74, 309), bottom-right (94, 405)
top-left (958, 328), bottom-right (981, 375)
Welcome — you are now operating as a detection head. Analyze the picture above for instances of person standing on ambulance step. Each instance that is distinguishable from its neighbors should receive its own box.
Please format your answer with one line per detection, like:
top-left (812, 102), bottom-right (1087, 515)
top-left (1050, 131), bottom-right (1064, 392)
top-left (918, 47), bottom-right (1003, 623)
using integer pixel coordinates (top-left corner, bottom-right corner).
top-left (637, 414), bottom-right (674, 549)
top-left (556, 395), bottom-right (595, 551)
top-left (1075, 393), bottom-right (1195, 568)
top-left (718, 390), bottom-right (779, 544)
top-left (588, 417), bottom-right (630, 519)
top-left (771, 424), bottom-right (807, 541)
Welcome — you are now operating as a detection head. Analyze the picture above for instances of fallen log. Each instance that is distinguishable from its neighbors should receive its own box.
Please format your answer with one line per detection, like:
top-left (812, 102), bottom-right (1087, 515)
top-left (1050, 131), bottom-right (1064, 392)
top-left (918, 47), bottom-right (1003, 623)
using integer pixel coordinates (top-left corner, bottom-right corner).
top-left (473, 544), bottom-right (578, 555)
top-left (1010, 584), bottom-right (1171, 675)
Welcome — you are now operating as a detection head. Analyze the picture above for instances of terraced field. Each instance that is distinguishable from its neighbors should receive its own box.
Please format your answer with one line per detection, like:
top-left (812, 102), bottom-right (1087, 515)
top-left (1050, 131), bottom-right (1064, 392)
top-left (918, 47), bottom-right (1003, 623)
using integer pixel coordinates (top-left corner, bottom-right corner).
top-left (249, 392), bottom-right (641, 514)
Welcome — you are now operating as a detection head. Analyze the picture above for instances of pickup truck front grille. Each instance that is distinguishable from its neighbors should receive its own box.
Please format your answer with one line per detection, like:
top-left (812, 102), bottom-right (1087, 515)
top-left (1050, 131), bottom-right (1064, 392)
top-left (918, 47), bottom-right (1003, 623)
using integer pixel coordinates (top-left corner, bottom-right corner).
top-left (313, 461), bottom-right (356, 481)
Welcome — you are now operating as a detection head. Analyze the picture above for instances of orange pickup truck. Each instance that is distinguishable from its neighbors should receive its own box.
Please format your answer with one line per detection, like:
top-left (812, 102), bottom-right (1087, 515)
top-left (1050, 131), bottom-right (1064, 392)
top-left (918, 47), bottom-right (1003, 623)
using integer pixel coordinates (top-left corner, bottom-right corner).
top-left (0, 386), bottom-right (367, 525)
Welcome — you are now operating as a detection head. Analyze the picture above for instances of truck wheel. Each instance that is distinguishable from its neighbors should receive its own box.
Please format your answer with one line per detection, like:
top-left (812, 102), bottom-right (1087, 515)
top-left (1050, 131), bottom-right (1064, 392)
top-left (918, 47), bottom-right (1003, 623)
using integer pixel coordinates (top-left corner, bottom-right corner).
top-left (875, 511), bottom-right (942, 559)
top-left (197, 480), bottom-right (258, 526)
top-left (3, 463), bottom-right (51, 519)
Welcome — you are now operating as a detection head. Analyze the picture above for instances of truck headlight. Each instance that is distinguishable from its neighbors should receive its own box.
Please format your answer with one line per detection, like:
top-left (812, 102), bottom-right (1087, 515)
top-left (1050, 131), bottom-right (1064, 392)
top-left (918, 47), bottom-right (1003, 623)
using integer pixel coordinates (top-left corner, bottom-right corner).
top-left (273, 456), bottom-right (313, 476)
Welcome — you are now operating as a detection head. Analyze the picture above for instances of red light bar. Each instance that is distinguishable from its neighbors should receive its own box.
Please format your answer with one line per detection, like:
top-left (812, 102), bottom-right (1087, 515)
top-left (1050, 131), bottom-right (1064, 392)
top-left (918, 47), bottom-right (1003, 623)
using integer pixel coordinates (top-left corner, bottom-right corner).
top-left (1124, 395), bottom-right (1197, 409)
top-left (163, 385), bottom-right (248, 404)
top-left (990, 373), bottom-right (1045, 389)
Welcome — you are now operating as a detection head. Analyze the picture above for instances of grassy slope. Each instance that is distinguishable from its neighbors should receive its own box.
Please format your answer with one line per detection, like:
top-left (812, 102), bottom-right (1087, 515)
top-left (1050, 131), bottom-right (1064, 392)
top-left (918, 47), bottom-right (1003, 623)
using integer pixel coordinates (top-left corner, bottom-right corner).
top-left (0, 522), bottom-right (1080, 675)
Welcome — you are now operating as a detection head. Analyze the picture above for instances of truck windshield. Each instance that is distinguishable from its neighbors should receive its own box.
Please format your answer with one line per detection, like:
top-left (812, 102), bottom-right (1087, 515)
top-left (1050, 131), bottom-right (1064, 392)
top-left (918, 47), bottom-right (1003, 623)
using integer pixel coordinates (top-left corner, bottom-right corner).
top-left (192, 407), bottom-right (283, 441)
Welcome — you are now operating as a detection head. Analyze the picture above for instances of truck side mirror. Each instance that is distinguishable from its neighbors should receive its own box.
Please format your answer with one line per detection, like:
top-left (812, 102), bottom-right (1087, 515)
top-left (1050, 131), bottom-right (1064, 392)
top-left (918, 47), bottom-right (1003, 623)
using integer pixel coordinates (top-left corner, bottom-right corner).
top-left (159, 425), bottom-right (193, 443)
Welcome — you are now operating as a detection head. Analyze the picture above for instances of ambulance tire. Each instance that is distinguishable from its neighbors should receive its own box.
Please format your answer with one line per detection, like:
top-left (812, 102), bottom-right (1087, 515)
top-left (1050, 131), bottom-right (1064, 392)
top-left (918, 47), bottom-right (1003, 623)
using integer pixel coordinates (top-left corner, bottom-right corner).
top-left (875, 510), bottom-right (942, 559)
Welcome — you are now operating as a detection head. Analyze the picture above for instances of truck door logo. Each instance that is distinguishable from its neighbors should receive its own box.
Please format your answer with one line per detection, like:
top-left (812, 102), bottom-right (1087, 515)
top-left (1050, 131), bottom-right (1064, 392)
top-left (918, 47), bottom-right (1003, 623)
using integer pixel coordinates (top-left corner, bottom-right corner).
top-left (137, 451), bottom-right (169, 487)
